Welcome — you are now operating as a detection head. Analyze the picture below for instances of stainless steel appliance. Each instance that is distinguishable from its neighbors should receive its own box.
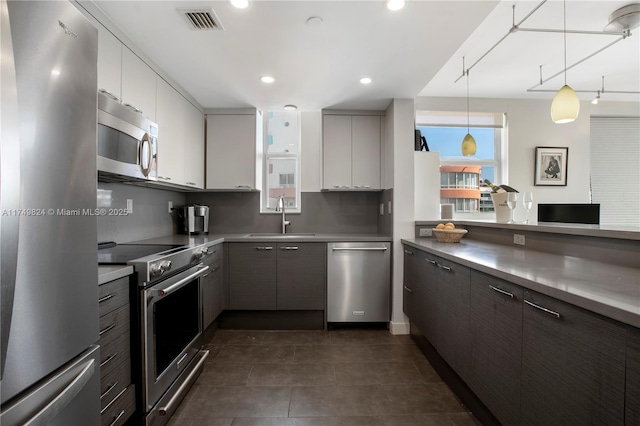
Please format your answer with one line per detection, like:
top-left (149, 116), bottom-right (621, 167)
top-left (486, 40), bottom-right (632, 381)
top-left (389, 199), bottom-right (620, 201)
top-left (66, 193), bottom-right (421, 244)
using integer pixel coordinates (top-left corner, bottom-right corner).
top-left (1, 1), bottom-right (100, 424)
top-left (177, 204), bottom-right (210, 235)
top-left (98, 242), bottom-right (215, 425)
top-left (97, 90), bottom-right (158, 182)
top-left (327, 242), bottom-right (391, 323)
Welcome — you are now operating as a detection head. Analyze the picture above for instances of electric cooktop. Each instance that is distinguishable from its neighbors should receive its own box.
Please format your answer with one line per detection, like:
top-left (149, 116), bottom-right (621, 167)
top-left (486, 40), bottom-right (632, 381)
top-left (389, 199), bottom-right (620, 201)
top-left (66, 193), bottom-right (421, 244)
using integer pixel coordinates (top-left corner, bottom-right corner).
top-left (98, 242), bottom-right (186, 265)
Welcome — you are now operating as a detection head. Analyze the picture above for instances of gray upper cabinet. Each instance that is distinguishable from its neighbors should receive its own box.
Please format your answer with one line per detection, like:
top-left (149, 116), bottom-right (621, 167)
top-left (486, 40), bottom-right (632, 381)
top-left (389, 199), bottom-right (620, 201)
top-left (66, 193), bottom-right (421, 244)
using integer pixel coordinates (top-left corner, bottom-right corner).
top-left (228, 243), bottom-right (277, 310)
top-left (468, 271), bottom-right (523, 426)
top-left (121, 48), bottom-right (156, 122)
top-left (322, 114), bottom-right (381, 190)
top-left (206, 112), bottom-right (259, 190)
top-left (276, 243), bottom-right (325, 310)
top-left (627, 326), bottom-right (640, 425)
top-left (521, 289), bottom-right (626, 426)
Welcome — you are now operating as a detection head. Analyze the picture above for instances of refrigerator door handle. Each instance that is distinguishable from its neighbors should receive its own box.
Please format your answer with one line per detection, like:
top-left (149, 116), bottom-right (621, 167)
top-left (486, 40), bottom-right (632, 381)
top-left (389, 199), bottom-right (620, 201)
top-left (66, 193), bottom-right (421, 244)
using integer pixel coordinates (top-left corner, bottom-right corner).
top-left (1, 356), bottom-right (96, 426)
top-left (0, 0), bottom-right (22, 380)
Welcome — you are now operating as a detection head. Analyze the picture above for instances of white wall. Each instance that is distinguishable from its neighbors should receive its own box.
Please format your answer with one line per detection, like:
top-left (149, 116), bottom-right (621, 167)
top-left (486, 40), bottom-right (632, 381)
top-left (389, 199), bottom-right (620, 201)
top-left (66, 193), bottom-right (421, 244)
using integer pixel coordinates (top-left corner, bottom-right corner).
top-left (414, 97), bottom-right (639, 222)
top-left (301, 111), bottom-right (322, 192)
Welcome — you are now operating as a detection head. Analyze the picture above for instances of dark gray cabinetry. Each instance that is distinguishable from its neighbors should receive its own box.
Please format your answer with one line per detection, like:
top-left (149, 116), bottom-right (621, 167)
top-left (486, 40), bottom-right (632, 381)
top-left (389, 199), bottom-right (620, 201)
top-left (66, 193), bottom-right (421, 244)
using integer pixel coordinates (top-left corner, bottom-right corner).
top-left (202, 243), bottom-right (223, 329)
top-left (228, 242), bottom-right (325, 311)
top-left (435, 256), bottom-right (471, 382)
top-left (402, 247), bottom-right (421, 326)
top-left (229, 243), bottom-right (277, 310)
top-left (98, 275), bottom-right (135, 426)
top-left (627, 326), bottom-right (640, 425)
top-left (276, 243), bottom-right (326, 310)
top-left (402, 245), bottom-right (439, 344)
top-left (468, 271), bottom-right (523, 426)
top-left (521, 289), bottom-right (626, 426)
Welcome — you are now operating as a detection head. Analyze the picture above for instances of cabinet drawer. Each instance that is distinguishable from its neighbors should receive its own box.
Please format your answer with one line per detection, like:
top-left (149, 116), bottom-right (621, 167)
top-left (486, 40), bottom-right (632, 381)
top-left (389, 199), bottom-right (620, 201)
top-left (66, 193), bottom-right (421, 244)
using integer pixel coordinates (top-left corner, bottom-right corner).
top-left (206, 244), bottom-right (222, 263)
top-left (100, 384), bottom-right (135, 426)
top-left (100, 358), bottom-right (131, 410)
top-left (99, 276), bottom-right (130, 317)
top-left (100, 330), bottom-right (130, 379)
top-left (99, 304), bottom-right (130, 347)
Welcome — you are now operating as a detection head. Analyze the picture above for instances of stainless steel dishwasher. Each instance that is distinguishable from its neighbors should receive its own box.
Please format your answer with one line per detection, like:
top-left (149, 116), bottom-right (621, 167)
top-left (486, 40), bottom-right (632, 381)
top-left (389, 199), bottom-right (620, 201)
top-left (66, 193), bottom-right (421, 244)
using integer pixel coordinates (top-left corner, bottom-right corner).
top-left (327, 242), bottom-right (391, 323)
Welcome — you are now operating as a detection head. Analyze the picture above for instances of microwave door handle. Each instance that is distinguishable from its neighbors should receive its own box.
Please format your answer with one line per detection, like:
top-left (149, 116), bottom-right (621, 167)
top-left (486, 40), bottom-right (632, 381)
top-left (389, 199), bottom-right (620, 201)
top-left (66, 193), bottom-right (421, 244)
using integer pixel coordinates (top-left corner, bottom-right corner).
top-left (140, 133), bottom-right (151, 177)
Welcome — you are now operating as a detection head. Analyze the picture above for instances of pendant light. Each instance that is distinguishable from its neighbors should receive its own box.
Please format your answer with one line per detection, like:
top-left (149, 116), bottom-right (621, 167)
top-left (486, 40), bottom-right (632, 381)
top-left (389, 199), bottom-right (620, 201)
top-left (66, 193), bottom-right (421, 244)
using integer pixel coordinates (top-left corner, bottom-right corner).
top-left (551, 0), bottom-right (580, 123)
top-left (461, 57), bottom-right (476, 156)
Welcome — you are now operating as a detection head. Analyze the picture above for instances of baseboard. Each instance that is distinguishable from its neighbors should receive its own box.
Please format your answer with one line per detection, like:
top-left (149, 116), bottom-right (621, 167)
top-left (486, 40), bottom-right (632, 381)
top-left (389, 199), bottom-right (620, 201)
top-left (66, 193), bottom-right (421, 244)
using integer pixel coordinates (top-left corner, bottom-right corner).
top-left (389, 320), bottom-right (410, 335)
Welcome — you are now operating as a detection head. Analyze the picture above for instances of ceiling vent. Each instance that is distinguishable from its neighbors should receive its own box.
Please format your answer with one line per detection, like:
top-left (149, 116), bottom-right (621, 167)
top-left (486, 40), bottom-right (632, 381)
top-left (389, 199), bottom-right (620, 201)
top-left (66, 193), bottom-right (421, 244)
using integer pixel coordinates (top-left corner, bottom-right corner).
top-left (179, 9), bottom-right (224, 30)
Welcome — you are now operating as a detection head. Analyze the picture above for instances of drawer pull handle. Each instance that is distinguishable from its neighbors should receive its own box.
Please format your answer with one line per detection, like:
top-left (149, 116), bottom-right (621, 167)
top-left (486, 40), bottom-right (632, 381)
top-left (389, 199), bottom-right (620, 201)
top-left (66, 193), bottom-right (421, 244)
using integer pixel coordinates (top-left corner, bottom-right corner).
top-left (489, 285), bottom-right (514, 298)
top-left (403, 285), bottom-right (413, 294)
top-left (101, 381), bottom-right (119, 399)
top-left (100, 352), bottom-right (118, 368)
top-left (98, 294), bottom-right (115, 304)
top-left (280, 246), bottom-right (299, 250)
top-left (186, 181), bottom-right (197, 186)
top-left (255, 246), bottom-right (273, 250)
top-left (122, 103), bottom-right (143, 114)
top-left (99, 89), bottom-right (121, 102)
top-left (524, 300), bottom-right (561, 318)
top-left (437, 264), bottom-right (452, 271)
top-left (426, 259), bottom-right (437, 265)
top-left (100, 387), bottom-right (128, 414)
top-left (332, 247), bottom-right (387, 252)
top-left (109, 409), bottom-right (126, 426)
top-left (404, 249), bottom-right (414, 255)
top-left (99, 323), bottom-right (116, 336)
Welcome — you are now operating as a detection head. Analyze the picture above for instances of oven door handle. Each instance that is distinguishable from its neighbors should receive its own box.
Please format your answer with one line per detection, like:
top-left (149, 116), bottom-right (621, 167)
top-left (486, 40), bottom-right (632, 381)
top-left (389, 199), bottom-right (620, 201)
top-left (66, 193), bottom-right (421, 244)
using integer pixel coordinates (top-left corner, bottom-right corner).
top-left (154, 265), bottom-right (209, 298)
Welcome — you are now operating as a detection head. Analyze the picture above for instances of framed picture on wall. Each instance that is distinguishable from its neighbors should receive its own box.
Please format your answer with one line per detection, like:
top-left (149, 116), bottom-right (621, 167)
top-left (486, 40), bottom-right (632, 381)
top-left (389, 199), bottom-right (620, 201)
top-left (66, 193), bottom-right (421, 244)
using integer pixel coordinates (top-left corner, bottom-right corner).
top-left (534, 146), bottom-right (568, 186)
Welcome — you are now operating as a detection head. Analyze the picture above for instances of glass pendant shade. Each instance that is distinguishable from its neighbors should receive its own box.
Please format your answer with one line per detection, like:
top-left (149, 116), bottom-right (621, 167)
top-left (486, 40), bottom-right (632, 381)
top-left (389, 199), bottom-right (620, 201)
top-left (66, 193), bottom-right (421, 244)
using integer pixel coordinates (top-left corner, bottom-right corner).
top-left (461, 133), bottom-right (477, 156)
top-left (551, 84), bottom-right (580, 124)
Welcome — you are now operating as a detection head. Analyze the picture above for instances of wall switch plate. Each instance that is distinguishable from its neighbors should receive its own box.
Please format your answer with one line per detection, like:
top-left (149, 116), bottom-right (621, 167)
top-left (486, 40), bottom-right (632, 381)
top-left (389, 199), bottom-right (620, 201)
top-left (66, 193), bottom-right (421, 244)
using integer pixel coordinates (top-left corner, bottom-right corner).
top-left (380, 203), bottom-right (384, 215)
top-left (419, 228), bottom-right (432, 237)
top-left (126, 199), bottom-right (133, 214)
top-left (168, 201), bottom-right (173, 213)
top-left (514, 234), bottom-right (525, 245)
top-left (388, 201), bottom-right (392, 215)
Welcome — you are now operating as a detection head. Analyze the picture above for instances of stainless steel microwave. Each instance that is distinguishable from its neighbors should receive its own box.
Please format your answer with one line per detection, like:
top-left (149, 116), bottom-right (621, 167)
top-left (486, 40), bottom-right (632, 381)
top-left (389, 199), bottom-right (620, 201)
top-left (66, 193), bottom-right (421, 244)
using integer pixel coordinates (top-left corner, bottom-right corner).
top-left (97, 90), bottom-right (158, 181)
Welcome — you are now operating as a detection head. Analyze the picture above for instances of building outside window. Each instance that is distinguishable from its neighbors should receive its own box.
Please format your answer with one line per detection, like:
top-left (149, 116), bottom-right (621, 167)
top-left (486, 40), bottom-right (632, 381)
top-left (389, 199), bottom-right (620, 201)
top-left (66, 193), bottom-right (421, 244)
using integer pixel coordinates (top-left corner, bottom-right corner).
top-left (262, 111), bottom-right (301, 212)
top-left (416, 111), bottom-right (505, 214)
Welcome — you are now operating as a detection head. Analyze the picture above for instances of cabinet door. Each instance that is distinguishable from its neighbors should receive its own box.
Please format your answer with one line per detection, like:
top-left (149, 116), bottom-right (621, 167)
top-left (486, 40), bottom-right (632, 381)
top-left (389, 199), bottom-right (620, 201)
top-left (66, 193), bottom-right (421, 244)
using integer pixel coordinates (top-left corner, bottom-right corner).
top-left (121, 48), bottom-right (156, 121)
top-left (468, 271), bottom-right (523, 426)
top-left (521, 290), bottom-right (626, 426)
top-left (228, 243), bottom-right (276, 310)
top-left (155, 78), bottom-right (185, 185)
top-left (206, 114), bottom-right (256, 189)
top-left (402, 246), bottom-right (420, 323)
top-left (435, 257), bottom-right (471, 381)
top-left (202, 259), bottom-right (221, 329)
top-left (96, 24), bottom-right (121, 100)
top-left (322, 115), bottom-right (352, 189)
top-left (276, 243), bottom-right (325, 310)
top-left (184, 102), bottom-right (204, 188)
top-left (351, 116), bottom-right (380, 189)
top-left (415, 253), bottom-right (440, 346)
top-left (626, 326), bottom-right (640, 425)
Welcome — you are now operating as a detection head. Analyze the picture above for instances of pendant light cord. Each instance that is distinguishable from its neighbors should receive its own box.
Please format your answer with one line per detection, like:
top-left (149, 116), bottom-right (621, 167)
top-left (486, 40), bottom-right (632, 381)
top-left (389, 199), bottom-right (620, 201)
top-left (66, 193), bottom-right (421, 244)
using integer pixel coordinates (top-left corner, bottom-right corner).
top-left (563, 0), bottom-right (567, 86)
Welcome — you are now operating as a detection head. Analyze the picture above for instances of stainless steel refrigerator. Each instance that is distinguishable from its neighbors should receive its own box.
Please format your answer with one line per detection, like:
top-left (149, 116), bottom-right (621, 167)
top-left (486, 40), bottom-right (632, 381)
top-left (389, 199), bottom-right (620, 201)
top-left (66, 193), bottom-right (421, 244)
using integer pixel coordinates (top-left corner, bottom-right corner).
top-left (1, 1), bottom-right (100, 424)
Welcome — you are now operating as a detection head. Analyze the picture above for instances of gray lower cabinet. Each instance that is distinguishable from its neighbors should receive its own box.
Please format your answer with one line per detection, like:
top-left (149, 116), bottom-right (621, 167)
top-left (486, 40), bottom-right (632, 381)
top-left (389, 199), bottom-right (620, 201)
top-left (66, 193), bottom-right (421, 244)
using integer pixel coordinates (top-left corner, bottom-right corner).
top-left (468, 271), bottom-right (523, 426)
top-left (228, 242), bottom-right (325, 311)
top-left (403, 245), bottom-right (439, 345)
top-left (98, 275), bottom-right (135, 426)
top-left (402, 247), bottom-right (421, 327)
top-left (202, 243), bottom-right (223, 329)
top-left (521, 289), bottom-right (626, 426)
top-left (276, 243), bottom-right (325, 310)
top-left (627, 326), bottom-right (640, 425)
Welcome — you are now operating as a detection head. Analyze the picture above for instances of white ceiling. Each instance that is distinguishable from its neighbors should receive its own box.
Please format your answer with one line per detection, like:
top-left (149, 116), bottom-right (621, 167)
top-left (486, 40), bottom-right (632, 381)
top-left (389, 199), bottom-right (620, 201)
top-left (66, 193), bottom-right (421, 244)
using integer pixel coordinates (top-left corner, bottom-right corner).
top-left (92, 0), bottom-right (639, 110)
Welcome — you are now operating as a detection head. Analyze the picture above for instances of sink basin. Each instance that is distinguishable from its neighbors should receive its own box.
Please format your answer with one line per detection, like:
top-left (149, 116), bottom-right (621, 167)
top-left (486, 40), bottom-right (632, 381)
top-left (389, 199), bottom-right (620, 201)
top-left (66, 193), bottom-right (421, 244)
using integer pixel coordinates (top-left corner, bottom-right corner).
top-left (246, 233), bottom-right (316, 237)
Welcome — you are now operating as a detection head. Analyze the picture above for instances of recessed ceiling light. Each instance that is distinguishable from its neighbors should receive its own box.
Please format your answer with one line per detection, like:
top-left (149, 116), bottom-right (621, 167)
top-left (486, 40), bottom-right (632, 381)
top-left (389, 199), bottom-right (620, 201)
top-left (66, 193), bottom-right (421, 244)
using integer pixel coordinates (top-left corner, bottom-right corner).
top-left (306, 16), bottom-right (323, 26)
top-left (386, 0), bottom-right (405, 11)
top-left (261, 75), bottom-right (275, 84)
top-left (360, 77), bottom-right (372, 85)
top-left (284, 104), bottom-right (297, 111)
top-left (230, 0), bottom-right (250, 9)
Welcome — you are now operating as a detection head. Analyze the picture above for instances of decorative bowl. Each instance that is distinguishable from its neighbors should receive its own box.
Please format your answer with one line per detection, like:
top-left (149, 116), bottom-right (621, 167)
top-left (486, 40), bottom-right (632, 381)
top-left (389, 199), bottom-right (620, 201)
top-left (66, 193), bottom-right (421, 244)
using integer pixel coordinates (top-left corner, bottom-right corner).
top-left (432, 228), bottom-right (468, 243)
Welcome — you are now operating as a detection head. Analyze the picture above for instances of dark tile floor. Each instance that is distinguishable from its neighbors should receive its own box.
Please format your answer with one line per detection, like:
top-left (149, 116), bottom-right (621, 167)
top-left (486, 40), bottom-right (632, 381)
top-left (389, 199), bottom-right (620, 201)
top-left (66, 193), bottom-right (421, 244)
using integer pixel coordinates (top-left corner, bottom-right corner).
top-left (168, 329), bottom-right (478, 426)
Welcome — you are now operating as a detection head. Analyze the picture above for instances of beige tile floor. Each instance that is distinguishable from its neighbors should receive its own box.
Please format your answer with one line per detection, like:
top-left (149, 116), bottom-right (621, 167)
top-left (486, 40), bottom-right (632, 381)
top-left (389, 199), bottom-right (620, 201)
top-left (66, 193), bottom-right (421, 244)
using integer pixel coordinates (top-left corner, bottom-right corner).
top-left (168, 329), bottom-right (479, 426)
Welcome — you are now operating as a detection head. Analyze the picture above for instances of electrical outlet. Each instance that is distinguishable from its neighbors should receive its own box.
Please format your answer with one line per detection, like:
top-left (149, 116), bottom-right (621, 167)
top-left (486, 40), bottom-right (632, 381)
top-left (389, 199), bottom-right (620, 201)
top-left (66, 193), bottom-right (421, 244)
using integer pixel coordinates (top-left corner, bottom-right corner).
top-left (126, 199), bottom-right (133, 214)
top-left (379, 203), bottom-right (384, 215)
top-left (514, 234), bottom-right (525, 245)
top-left (419, 228), bottom-right (432, 237)
top-left (168, 201), bottom-right (173, 213)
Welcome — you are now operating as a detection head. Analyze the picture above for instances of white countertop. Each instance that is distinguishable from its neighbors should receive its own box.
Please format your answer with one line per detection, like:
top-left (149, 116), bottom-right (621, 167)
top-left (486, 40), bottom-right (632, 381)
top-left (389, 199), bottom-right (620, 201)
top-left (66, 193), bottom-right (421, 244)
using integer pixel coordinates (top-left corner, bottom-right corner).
top-left (402, 237), bottom-right (640, 328)
top-left (98, 265), bottom-right (134, 285)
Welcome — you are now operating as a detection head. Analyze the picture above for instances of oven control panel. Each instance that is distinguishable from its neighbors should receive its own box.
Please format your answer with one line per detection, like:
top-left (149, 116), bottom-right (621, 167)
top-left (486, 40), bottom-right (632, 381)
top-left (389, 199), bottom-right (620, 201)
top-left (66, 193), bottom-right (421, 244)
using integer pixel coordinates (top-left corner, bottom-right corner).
top-left (150, 260), bottom-right (172, 277)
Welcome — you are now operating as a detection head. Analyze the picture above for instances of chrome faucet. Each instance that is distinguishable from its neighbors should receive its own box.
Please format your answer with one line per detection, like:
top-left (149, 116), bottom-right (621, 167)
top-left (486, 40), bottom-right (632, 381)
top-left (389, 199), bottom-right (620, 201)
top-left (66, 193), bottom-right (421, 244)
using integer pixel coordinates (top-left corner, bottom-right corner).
top-left (275, 195), bottom-right (290, 234)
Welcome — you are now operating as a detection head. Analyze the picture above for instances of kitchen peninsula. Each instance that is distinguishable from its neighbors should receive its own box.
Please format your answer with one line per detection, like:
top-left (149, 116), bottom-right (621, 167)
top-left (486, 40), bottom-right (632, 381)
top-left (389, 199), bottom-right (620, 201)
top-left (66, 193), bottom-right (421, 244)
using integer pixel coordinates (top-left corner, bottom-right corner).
top-left (402, 220), bottom-right (639, 425)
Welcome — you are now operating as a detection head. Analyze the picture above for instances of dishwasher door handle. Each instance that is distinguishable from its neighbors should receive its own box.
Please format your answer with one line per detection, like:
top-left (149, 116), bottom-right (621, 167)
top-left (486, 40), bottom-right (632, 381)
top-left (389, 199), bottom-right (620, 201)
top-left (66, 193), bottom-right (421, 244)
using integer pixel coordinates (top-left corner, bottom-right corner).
top-left (331, 247), bottom-right (388, 252)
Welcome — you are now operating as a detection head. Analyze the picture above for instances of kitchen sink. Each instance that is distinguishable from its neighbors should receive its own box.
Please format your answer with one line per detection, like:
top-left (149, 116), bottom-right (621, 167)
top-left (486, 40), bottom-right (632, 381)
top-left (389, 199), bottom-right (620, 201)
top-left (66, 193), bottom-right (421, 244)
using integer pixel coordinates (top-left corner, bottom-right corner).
top-left (245, 233), bottom-right (316, 237)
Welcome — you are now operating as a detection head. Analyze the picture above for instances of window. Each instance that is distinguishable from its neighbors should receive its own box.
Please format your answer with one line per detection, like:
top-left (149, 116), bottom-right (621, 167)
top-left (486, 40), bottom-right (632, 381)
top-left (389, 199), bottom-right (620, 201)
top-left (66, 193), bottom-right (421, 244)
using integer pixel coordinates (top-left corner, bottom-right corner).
top-left (416, 111), bottom-right (505, 214)
top-left (261, 111), bottom-right (301, 213)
